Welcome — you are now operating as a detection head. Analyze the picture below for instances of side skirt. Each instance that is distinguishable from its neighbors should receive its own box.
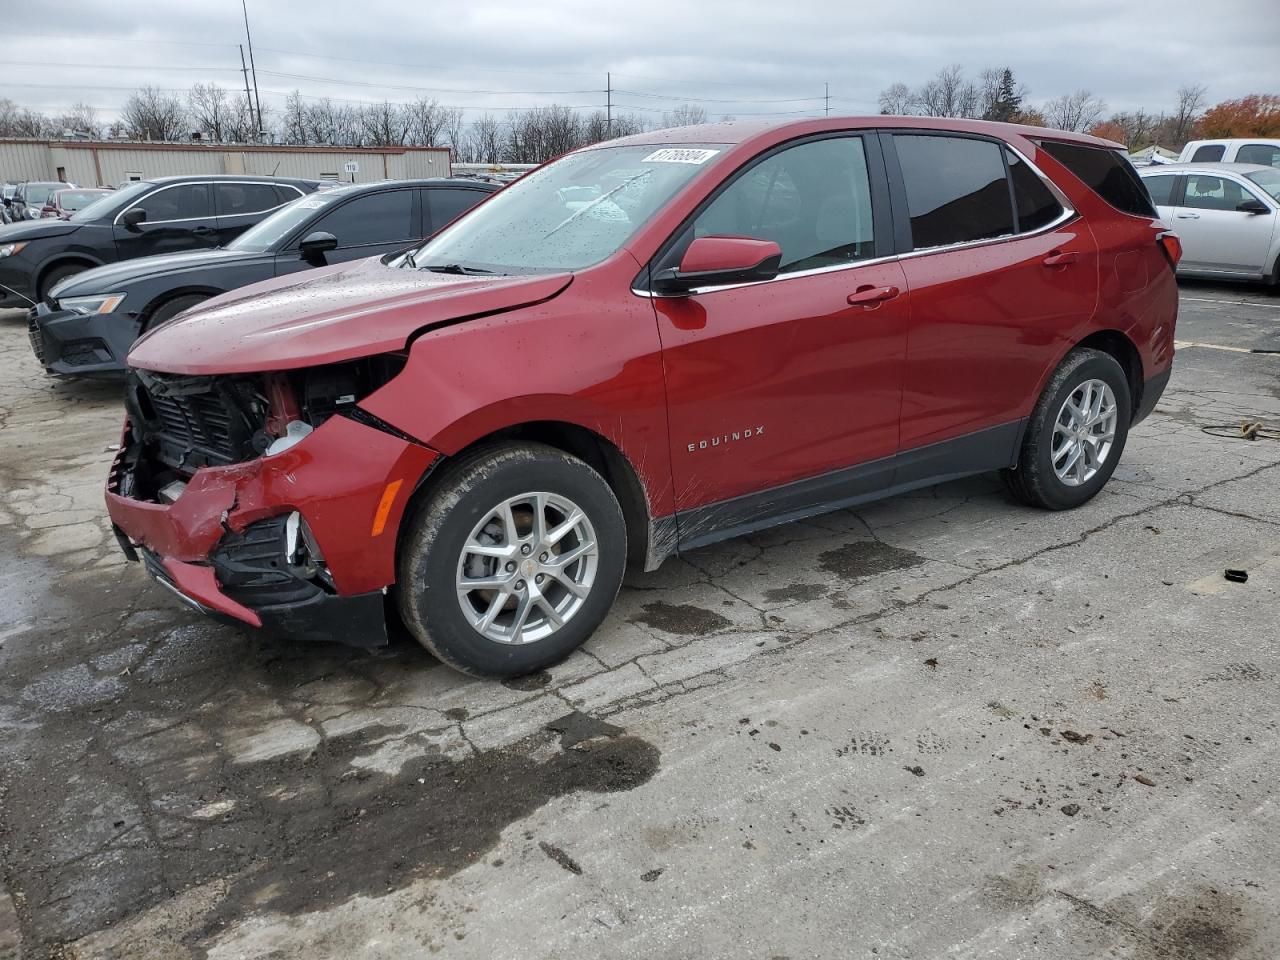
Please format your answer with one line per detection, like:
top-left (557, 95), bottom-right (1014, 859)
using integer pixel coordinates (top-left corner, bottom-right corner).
top-left (669, 419), bottom-right (1026, 555)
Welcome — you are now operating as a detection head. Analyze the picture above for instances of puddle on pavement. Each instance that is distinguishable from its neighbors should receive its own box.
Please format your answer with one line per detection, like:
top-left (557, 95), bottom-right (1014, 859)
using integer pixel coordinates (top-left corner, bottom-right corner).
top-left (630, 601), bottom-right (731, 635)
top-left (818, 540), bottom-right (925, 581)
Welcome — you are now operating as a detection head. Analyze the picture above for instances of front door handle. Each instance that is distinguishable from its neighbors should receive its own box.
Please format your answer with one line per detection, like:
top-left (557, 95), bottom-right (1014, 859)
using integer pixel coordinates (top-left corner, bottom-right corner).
top-left (1042, 250), bottom-right (1079, 267)
top-left (1176, 212), bottom-right (1200, 219)
top-left (847, 284), bottom-right (900, 306)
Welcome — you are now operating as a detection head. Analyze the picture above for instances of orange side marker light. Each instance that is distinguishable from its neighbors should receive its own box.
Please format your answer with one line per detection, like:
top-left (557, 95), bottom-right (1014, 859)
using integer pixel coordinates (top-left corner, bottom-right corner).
top-left (371, 479), bottom-right (405, 537)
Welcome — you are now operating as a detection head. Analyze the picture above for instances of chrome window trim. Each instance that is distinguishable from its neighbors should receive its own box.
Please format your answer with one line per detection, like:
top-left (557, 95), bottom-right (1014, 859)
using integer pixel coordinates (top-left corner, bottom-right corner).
top-left (634, 139), bottom-right (1076, 299)
top-left (113, 181), bottom-right (304, 227)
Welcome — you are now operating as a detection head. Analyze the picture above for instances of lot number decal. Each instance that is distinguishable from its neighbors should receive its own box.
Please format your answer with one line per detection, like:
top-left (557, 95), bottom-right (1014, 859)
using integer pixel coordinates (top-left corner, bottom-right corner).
top-left (641, 148), bottom-right (720, 164)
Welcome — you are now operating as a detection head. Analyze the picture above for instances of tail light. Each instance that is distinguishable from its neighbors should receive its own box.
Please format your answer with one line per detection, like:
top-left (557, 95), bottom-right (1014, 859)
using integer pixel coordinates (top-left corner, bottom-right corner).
top-left (1157, 231), bottom-right (1182, 268)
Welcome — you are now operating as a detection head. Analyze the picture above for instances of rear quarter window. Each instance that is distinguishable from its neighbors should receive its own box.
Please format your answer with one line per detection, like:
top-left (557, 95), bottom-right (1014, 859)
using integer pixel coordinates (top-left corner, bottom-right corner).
top-left (1036, 140), bottom-right (1156, 218)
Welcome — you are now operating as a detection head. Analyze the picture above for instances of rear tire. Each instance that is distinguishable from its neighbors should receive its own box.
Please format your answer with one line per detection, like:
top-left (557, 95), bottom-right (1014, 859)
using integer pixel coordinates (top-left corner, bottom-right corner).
top-left (143, 294), bottom-right (208, 332)
top-left (1002, 348), bottom-right (1131, 510)
top-left (396, 442), bottom-right (626, 678)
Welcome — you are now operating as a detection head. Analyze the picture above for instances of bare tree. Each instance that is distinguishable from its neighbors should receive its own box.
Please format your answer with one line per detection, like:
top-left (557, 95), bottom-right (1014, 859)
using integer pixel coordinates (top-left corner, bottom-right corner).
top-left (661, 103), bottom-right (709, 127)
top-left (362, 101), bottom-right (408, 147)
top-left (280, 90), bottom-right (311, 144)
top-left (404, 97), bottom-right (453, 146)
top-left (1172, 83), bottom-right (1207, 143)
top-left (915, 64), bottom-right (980, 118)
top-left (1107, 109), bottom-right (1160, 147)
top-left (877, 82), bottom-right (915, 115)
top-left (505, 104), bottom-right (582, 162)
top-left (188, 84), bottom-right (233, 142)
top-left (467, 114), bottom-right (503, 163)
top-left (121, 85), bottom-right (189, 141)
top-left (442, 108), bottom-right (466, 157)
top-left (53, 101), bottom-right (100, 138)
top-left (1042, 90), bottom-right (1107, 132)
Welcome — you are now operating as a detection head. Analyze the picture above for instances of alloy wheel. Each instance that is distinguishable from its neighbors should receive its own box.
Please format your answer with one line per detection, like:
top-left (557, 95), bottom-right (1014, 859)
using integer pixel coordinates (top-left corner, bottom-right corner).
top-left (1052, 378), bottom-right (1118, 486)
top-left (455, 491), bottom-right (599, 644)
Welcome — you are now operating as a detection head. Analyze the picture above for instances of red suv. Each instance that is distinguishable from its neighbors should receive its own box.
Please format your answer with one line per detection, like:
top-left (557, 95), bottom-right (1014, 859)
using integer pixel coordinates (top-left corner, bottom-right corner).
top-left (107, 118), bottom-right (1179, 678)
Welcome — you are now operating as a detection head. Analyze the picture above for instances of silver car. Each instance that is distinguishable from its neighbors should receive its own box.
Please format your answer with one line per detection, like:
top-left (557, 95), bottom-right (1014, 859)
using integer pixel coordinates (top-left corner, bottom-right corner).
top-left (1140, 162), bottom-right (1280, 284)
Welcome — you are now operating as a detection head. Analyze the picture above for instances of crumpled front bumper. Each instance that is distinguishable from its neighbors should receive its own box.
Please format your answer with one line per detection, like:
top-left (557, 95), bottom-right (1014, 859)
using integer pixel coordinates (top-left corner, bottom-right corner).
top-left (106, 412), bottom-right (440, 646)
top-left (28, 302), bottom-right (137, 377)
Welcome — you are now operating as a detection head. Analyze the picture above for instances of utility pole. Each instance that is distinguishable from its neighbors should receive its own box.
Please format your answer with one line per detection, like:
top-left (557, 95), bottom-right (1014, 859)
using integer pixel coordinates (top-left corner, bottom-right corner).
top-left (606, 72), bottom-right (612, 133)
top-left (239, 44), bottom-right (257, 136)
top-left (242, 0), bottom-right (263, 140)
top-left (825, 82), bottom-right (830, 117)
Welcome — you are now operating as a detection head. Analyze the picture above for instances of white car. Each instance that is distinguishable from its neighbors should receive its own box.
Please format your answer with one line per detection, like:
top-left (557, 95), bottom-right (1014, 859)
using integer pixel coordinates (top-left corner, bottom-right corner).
top-left (1178, 138), bottom-right (1280, 167)
top-left (1140, 162), bottom-right (1280, 284)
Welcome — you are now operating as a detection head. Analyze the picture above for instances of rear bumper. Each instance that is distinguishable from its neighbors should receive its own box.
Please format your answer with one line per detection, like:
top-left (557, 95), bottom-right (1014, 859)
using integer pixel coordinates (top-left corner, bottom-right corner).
top-left (107, 412), bottom-right (439, 646)
top-left (1133, 366), bottom-right (1172, 427)
top-left (28, 302), bottom-right (135, 377)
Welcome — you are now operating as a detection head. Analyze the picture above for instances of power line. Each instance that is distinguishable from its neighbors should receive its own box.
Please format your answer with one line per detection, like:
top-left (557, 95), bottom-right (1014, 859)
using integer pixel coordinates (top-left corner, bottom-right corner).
top-left (0, 59), bottom-right (238, 73)
top-left (612, 88), bottom-right (824, 104)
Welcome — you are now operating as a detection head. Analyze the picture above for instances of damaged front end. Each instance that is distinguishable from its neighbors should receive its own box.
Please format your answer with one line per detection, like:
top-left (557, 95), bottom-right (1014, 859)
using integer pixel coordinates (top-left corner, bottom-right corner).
top-left (107, 356), bottom-right (439, 646)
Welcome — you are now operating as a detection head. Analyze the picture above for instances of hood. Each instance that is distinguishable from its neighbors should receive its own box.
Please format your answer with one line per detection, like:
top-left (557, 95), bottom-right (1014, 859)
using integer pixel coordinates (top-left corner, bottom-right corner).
top-left (54, 248), bottom-right (258, 298)
top-left (128, 256), bottom-right (573, 375)
top-left (0, 218), bottom-right (80, 242)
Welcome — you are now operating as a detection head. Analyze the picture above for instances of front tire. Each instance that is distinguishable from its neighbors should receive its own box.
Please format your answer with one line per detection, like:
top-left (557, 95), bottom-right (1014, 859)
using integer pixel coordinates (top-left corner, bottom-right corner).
top-left (1002, 348), bottom-right (1131, 510)
top-left (39, 264), bottom-right (87, 301)
top-left (397, 442), bottom-right (626, 678)
top-left (143, 294), bottom-right (208, 332)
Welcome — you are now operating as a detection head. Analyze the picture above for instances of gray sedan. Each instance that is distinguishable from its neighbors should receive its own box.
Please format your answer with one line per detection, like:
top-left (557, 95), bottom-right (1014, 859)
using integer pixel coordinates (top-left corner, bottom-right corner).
top-left (1140, 162), bottom-right (1280, 284)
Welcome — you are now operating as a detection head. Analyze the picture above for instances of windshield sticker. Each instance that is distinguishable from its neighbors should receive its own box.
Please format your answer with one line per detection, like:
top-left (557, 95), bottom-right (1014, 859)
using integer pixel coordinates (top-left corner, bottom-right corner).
top-left (297, 198), bottom-right (330, 209)
top-left (641, 148), bottom-right (720, 165)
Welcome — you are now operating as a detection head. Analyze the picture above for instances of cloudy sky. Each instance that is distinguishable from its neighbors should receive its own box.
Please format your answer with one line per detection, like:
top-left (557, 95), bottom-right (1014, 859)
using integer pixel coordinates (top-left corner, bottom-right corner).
top-left (17, 0), bottom-right (1280, 127)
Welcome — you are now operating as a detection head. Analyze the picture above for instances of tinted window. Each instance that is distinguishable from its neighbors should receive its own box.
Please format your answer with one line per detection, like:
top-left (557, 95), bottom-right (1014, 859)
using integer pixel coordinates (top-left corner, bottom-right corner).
top-left (273, 184), bottom-right (303, 205)
top-left (1183, 175), bottom-right (1251, 211)
top-left (692, 136), bottom-right (875, 273)
top-left (314, 189), bottom-right (415, 247)
top-left (895, 135), bottom-right (1013, 249)
top-left (1037, 141), bottom-right (1156, 217)
top-left (215, 182), bottom-right (283, 217)
top-left (1236, 143), bottom-right (1280, 168)
top-left (1006, 149), bottom-right (1064, 232)
top-left (131, 183), bottom-right (212, 222)
top-left (1143, 175), bottom-right (1177, 206)
top-left (427, 188), bottom-right (488, 231)
top-left (1189, 144), bottom-right (1226, 162)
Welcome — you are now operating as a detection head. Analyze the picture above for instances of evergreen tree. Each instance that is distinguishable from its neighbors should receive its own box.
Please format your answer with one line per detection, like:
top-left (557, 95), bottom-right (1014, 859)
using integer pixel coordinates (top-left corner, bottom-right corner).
top-left (985, 68), bottom-right (1023, 122)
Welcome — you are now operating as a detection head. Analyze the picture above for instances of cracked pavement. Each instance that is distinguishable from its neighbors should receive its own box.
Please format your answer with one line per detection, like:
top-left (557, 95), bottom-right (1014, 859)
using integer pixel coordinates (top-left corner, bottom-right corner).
top-left (1, 282), bottom-right (1278, 959)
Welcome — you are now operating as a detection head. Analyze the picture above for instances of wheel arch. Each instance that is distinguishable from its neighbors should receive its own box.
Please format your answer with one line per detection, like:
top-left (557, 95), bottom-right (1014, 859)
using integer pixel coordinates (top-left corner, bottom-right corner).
top-left (1072, 329), bottom-right (1144, 416)
top-left (36, 255), bottom-right (102, 298)
top-left (397, 419), bottom-right (660, 573)
top-left (139, 286), bottom-right (222, 330)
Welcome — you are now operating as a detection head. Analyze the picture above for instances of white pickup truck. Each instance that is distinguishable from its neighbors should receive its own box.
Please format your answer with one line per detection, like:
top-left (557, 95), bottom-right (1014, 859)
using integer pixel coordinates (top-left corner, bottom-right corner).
top-left (1179, 138), bottom-right (1280, 167)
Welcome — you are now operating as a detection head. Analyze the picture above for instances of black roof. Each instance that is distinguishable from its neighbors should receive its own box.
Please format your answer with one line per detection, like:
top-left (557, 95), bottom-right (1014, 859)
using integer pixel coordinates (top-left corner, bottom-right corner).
top-left (144, 174), bottom-right (320, 186)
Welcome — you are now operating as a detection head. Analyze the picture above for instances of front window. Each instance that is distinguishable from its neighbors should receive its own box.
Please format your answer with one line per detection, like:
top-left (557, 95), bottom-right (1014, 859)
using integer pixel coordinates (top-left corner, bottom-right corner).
top-left (409, 144), bottom-right (723, 274)
top-left (1183, 174), bottom-right (1250, 211)
top-left (71, 180), bottom-right (153, 222)
top-left (1245, 170), bottom-right (1280, 202)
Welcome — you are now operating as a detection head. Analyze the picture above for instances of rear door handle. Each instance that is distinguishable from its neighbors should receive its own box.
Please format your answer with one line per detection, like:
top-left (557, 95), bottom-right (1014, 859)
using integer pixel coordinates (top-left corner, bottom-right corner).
top-left (1042, 251), bottom-right (1079, 267)
top-left (847, 284), bottom-right (900, 306)
top-left (1176, 212), bottom-right (1200, 219)
top-left (192, 225), bottom-right (215, 236)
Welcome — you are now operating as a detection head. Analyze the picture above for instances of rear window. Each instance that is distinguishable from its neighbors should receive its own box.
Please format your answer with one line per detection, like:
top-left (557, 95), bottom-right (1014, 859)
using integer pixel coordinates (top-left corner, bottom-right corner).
top-left (1236, 143), bottom-right (1280, 168)
top-left (1006, 149), bottom-right (1064, 232)
top-left (1036, 140), bottom-right (1156, 218)
top-left (893, 134), bottom-right (1014, 249)
top-left (1189, 144), bottom-right (1226, 163)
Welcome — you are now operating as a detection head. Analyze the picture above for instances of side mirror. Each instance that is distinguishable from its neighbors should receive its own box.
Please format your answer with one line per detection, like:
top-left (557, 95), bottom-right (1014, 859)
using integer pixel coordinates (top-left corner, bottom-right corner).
top-left (653, 236), bottom-right (783, 295)
top-left (1, 197), bottom-right (9, 207)
top-left (1237, 199), bottom-right (1269, 215)
top-left (121, 208), bottom-right (147, 230)
top-left (299, 230), bottom-right (338, 263)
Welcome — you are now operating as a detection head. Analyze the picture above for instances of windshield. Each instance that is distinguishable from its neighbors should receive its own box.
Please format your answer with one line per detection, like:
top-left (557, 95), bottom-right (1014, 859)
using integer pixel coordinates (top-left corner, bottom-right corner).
top-left (410, 144), bottom-right (723, 274)
top-left (70, 180), bottom-right (154, 223)
top-left (1245, 170), bottom-right (1280, 203)
top-left (57, 190), bottom-right (108, 211)
top-left (228, 193), bottom-right (336, 253)
top-left (24, 184), bottom-right (60, 207)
